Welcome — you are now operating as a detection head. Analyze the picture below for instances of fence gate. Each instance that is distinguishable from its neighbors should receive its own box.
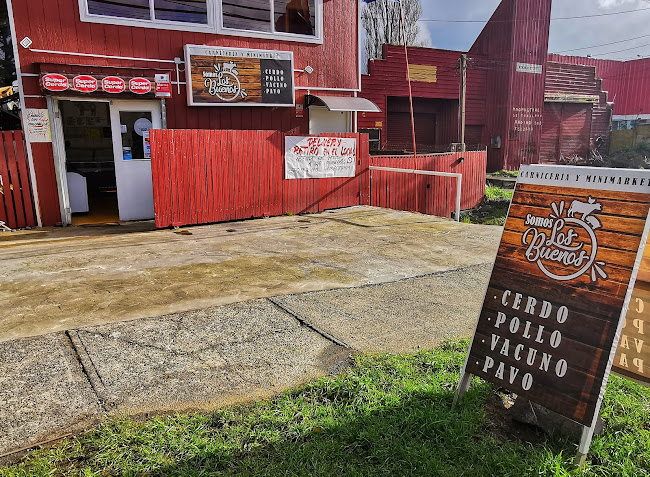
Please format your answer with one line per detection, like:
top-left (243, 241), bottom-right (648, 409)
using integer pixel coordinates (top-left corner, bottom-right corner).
top-left (0, 131), bottom-right (36, 229)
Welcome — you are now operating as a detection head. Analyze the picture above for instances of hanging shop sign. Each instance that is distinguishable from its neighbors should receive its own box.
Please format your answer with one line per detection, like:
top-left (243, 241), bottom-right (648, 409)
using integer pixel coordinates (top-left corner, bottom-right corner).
top-left (185, 44), bottom-right (294, 107)
top-left (40, 72), bottom-right (162, 98)
top-left (285, 136), bottom-right (357, 179)
top-left (614, 244), bottom-right (650, 385)
top-left (455, 165), bottom-right (650, 448)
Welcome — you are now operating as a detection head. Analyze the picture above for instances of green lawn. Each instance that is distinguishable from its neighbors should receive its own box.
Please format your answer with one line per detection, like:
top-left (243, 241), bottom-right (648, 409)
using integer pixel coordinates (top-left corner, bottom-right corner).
top-left (2, 341), bottom-right (649, 476)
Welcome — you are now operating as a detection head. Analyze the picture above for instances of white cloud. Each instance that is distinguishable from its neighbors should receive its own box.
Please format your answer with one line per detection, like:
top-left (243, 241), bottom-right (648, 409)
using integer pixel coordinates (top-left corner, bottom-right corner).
top-left (415, 21), bottom-right (433, 47)
top-left (597, 0), bottom-right (644, 8)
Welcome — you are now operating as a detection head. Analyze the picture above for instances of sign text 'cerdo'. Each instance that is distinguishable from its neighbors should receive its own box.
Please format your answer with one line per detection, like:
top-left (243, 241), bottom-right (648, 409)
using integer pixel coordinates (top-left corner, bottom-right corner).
top-left (459, 165), bottom-right (650, 428)
top-left (185, 44), bottom-right (295, 107)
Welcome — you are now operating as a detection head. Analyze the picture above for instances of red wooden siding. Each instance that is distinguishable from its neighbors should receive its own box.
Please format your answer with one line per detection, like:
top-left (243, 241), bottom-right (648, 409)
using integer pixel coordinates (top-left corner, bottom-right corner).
top-left (151, 130), bottom-right (370, 228)
top-left (12, 0), bottom-right (361, 226)
top-left (359, 45), bottom-right (488, 150)
top-left (0, 131), bottom-right (37, 229)
top-left (151, 130), bottom-right (485, 227)
top-left (370, 151), bottom-right (487, 218)
top-left (549, 55), bottom-right (650, 117)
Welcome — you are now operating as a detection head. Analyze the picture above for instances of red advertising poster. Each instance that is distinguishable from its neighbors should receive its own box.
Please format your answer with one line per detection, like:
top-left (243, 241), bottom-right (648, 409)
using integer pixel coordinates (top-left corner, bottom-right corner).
top-left (129, 77), bottom-right (152, 95)
top-left (72, 75), bottom-right (98, 93)
top-left (42, 74), bottom-right (69, 92)
top-left (102, 76), bottom-right (126, 94)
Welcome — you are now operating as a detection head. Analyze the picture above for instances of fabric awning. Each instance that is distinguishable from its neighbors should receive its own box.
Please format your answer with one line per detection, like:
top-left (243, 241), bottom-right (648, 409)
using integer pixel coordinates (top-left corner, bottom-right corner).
top-left (306, 94), bottom-right (381, 113)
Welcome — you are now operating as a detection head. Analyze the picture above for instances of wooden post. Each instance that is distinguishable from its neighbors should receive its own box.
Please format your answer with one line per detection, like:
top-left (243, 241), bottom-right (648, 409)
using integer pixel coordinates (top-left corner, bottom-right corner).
top-left (458, 54), bottom-right (467, 153)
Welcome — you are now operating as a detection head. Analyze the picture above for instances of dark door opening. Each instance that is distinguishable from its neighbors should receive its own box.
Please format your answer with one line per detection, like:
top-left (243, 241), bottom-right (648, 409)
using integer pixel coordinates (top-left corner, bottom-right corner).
top-left (60, 100), bottom-right (119, 225)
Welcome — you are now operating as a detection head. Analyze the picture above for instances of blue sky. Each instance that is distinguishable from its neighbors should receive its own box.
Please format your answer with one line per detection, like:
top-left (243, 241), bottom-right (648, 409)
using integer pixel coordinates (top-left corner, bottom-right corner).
top-left (413, 0), bottom-right (650, 60)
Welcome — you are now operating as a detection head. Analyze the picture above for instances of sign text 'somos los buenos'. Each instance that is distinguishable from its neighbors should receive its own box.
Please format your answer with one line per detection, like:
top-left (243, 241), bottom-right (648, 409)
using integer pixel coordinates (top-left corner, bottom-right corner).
top-left (185, 45), bottom-right (294, 107)
top-left (285, 136), bottom-right (357, 179)
top-left (457, 165), bottom-right (650, 436)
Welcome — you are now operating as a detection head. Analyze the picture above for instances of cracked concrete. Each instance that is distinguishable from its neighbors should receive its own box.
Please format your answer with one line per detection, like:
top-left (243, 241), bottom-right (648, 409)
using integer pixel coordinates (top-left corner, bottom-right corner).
top-left (0, 207), bottom-right (501, 458)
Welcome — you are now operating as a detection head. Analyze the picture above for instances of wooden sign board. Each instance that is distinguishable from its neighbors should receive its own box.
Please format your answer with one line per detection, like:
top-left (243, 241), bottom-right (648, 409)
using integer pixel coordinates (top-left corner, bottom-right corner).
top-left (456, 165), bottom-right (650, 438)
top-left (613, 243), bottom-right (650, 384)
top-left (185, 45), bottom-right (294, 107)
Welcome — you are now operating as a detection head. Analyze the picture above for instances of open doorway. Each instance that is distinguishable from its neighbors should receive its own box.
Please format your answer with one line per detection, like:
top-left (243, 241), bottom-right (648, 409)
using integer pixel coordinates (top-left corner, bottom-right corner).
top-left (59, 100), bottom-right (119, 225)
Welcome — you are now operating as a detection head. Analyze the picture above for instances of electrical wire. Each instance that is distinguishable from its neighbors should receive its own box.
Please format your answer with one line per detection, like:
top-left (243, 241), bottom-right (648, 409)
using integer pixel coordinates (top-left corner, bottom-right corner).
top-left (419, 6), bottom-right (650, 23)
top-left (553, 34), bottom-right (650, 54)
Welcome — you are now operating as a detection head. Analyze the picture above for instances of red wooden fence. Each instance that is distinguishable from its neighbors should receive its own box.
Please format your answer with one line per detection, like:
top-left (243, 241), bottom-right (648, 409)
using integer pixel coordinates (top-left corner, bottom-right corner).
top-left (150, 130), bottom-right (486, 228)
top-left (0, 131), bottom-right (36, 229)
top-left (150, 130), bottom-right (370, 228)
top-left (370, 151), bottom-right (487, 218)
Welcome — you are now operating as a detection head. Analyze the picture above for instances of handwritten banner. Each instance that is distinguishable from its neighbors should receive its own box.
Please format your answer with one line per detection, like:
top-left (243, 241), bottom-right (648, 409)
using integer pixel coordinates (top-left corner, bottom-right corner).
top-left (285, 136), bottom-right (357, 179)
top-left (461, 165), bottom-right (650, 426)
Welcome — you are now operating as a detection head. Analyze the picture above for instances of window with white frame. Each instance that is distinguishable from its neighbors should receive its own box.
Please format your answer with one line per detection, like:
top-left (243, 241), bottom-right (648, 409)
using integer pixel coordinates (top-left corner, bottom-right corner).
top-left (80, 0), bottom-right (321, 42)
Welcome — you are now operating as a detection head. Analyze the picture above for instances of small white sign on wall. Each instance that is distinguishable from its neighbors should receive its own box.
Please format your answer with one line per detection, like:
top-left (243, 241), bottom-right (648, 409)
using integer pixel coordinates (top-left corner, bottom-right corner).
top-left (25, 108), bottom-right (52, 143)
top-left (516, 62), bottom-right (543, 75)
top-left (285, 136), bottom-right (357, 179)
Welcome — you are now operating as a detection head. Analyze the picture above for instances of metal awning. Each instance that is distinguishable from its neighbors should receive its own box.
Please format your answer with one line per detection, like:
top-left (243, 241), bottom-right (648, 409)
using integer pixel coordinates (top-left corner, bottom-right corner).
top-left (306, 94), bottom-right (381, 113)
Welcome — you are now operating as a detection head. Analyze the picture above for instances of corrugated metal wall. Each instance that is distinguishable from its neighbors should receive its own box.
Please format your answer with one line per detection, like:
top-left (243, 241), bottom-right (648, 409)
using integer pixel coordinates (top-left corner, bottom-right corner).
top-left (549, 55), bottom-right (650, 117)
top-left (469, 0), bottom-right (552, 171)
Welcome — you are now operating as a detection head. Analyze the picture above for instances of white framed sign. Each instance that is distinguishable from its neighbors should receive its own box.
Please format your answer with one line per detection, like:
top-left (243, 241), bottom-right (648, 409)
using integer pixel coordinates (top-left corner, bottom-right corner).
top-left (285, 136), bottom-right (357, 179)
top-left (25, 109), bottom-right (51, 143)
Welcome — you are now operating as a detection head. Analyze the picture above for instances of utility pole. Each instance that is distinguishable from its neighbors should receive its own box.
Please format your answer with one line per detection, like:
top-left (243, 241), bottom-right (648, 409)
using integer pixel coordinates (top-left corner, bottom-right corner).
top-left (458, 54), bottom-right (467, 153)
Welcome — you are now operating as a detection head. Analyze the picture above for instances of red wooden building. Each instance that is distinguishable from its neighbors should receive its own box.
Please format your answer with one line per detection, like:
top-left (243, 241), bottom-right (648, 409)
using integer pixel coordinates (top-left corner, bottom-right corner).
top-left (8, 0), bottom-right (379, 227)
top-left (358, 0), bottom-right (642, 171)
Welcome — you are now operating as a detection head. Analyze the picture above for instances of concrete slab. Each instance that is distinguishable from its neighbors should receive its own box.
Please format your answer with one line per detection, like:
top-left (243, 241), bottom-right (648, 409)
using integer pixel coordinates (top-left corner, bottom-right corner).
top-left (69, 299), bottom-right (350, 416)
top-left (0, 207), bottom-right (501, 342)
top-left (271, 264), bottom-right (493, 353)
top-left (0, 333), bottom-right (101, 456)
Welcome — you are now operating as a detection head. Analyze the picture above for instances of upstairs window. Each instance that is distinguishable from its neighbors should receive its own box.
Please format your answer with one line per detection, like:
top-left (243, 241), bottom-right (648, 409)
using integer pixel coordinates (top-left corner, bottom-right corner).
top-left (80, 0), bottom-right (322, 42)
top-left (222, 0), bottom-right (316, 37)
top-left (86, 0), bottom-right (209, 24)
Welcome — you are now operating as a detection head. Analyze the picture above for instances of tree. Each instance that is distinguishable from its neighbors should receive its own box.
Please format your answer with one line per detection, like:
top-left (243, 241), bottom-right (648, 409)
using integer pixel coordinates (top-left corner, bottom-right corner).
top-left (361, 0), bottom-right (428, 62)
top-left (0, 1), bottom-right (15, 87)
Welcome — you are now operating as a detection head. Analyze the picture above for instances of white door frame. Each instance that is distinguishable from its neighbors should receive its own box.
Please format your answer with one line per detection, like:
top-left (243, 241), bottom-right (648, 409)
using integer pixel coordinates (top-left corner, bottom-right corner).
top-left (109, 99), bottom-right (162, 222)
top-left (49, 96), bottom-right (111, 226)
top-left (49, 97), bottom-right (164, 225)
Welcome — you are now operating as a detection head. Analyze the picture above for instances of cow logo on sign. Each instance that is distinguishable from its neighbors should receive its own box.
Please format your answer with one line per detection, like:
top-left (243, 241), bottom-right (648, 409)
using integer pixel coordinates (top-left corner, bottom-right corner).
top-left (202, 62), bottom-right (248, 102)
top-left (521, 198), bottom-right (607, 283)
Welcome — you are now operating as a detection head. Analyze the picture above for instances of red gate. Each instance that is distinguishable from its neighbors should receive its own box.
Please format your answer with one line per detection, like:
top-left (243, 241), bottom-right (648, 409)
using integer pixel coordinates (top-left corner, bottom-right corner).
top-left (0, 131), bottom-right (36, 229)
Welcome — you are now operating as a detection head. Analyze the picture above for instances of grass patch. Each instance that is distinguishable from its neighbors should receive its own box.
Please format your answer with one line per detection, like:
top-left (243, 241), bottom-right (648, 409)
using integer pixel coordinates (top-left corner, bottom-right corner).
top-left (2, 341), bottom-right (649, 476)
top-left (462, 186), bottom-right (512, 226)
top-left (485, 185), bottom-right (514, 201)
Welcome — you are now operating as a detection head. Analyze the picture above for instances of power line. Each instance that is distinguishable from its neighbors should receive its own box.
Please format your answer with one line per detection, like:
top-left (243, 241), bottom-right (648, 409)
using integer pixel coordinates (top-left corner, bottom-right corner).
top-left (586, 42), bottom-right (650, 57)
top-left (553, 34), bottom-right (650, 54)
top-left (419, 6), bottom-right (650, 23)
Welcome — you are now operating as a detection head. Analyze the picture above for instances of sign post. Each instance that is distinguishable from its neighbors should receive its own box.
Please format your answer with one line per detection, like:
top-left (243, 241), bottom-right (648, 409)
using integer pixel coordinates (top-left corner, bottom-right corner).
top-left (455, 165), bottom-right (650, 465)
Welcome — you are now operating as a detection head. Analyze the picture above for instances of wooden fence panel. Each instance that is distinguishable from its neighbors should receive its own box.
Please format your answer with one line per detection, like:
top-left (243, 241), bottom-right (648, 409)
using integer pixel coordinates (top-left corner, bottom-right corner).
top-left (0, 131), bottom-right (36, 229)
top-left (370, 151), bottom-right (487, 218)
top-left (150, 130), bottom-right (483, 228)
